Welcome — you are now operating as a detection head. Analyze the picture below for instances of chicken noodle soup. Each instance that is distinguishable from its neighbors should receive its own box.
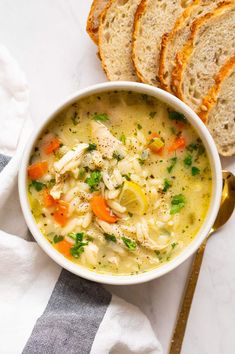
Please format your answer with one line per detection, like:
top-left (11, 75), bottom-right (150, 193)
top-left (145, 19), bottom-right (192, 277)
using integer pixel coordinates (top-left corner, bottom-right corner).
top-left (27, 91), bottom-right (212, 275)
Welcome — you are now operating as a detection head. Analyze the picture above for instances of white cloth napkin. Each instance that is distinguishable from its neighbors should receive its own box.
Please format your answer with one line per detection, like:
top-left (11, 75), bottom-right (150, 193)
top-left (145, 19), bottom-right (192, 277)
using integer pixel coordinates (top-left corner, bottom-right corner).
top-left (0, 46), bottom-right (162, 354)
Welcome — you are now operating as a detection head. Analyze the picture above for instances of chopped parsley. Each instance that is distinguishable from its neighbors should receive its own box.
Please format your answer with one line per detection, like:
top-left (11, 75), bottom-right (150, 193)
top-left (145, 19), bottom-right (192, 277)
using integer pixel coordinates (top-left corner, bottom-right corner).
top-left (85, 170), bottom-right (102, 191)
top-left (186, 141), bottom-right (205, 156)
top-left (168, 111), bottom-right (187, 123)
top-left (167, 157), bottom-right (177, 173)
top-left (149, 111), bottom-right (156, 119)
top-left (186, 143), bottom-right (197, 152)
top-left (122, 237), bottom-right (137, 251)
top-left (138, 159), bottom-right (145, 166)
top-left (138, 149), bottom-right (149, 165)
top-left (69, 232), bottom-right (88, 258)
top-left (184, 154), bottom-right (193, 167)
top-left (170, 194), bottom-right (186, 214)
top-left (68, 232), bottom-right (84, 242)
top-left (30, 180), bottom-right (46, 192)
top-left (78, 167), bottom-right (86, 179)
top-left (71, 111), bottom-right (79, 125)
top-left (92, 113), bottom-right (109, 122)
top-left (87, 143), bottom-right (97, 151)
top-left (192, 166), bottom-right (200, 176)
top-left (104, 233), bottom-right (117, 243)
top-left (163, 178), bottom-right (172, 192)
top-left (137, 123), bottom-right (142, 130)
top-left (122, 173), bottom-right (131, 181)
top-left (47, 178), bottom-right (56, 188)
top-left (113, 151), bottom-right (124, 161)
top-left (120, 134), bottom-right (126, 144)
top-left (53, 235), bottom-right (64, 244)
top-left (171, 242), bottom-right (178, 249)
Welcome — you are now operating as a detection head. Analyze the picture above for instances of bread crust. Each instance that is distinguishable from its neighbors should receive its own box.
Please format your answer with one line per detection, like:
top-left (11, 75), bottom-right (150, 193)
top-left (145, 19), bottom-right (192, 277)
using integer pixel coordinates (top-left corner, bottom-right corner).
top-left (132, 0), bottom-right (148, 83)
top-left (158, 0), bottom-right (200, 92)
top-left (86, 0), bottom-right (109, 44)
top-left (171, 1), bottom-right (234, 98)
top-left (198, 56), bottom-right (235, 123)
top-left (98, 0), bottom-right (114, 80)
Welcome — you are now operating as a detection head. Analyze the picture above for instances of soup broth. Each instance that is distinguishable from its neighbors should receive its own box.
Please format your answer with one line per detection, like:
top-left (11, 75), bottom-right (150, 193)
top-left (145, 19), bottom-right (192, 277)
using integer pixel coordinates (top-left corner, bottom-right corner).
top-left (27, 91), bottom-right (212, 275)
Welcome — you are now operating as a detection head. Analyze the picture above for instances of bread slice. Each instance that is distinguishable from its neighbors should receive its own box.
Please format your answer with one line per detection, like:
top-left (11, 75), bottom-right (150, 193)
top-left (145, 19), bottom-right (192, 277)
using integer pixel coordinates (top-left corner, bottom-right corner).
top-left (159, 0), bottom-right (221, 92)
top-left (86, 0), bottom-right (109, 44)
top-left (132, 0), bottom-right (192, 86)
top-left (198, 56), bottom-right (235, 156)
top-left (99, 0), bottom-right (141, 81)
top-left (172, 1), bottom-right (235, 112)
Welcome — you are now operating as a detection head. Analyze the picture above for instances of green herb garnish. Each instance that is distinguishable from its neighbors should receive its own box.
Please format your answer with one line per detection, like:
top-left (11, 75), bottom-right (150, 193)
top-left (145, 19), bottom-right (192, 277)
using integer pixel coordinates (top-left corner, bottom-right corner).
top-left (47, 178), bottom-right (56, 188)
top-left (120, 134), bottom-right (126, 144)
top-left (138, 149), bottom-right (149, 166)
top-left (186, 141), bottom-right (205, 156)
top-left (184, 154), bottom-right (193, 167)
top-left (192, 166), bottom-right (200, 176)
top-left (122, 173), bottom-right (131, 181)
top-left (69, 232), bottom-right (88, 258)
top-left (87, 143), bottom-right (97, 151)
top-left (53, 235), bottom-right (64, 244)
top-left (30, 180), bottom-right (46, 192)
top-left (171, 242), bottom-right (178, 249)
top-left (137, 123), bottom-right (142, 130)
top-left (104, 233), bottom-right (117, 243)
top-left (149, 111), bottom-right (157, 119)
top-left (71, 111), bottom-right (79, 125)
top-left (85, 170), bottom-right (102, 191)
top-left (170, 194), bottom-right (186, 214)
top-left (122, 237), bottom-right (137, 251)
top-left (78, 168), bottom-right (86, 179)
top-left (167, 157), bottom-right (177, 173)
top-left (92, 113), bottom-right (109, 122)
top-left (163, 178), bottom-right (172, 192)
top-left (168, 111), bottom-right (187, 123)
top-left (70, 242), bottom-right (88, 258)
top-left (68, 232), bottom-right (84, 242)
top-left (113, 152), bottom-right (124, 161)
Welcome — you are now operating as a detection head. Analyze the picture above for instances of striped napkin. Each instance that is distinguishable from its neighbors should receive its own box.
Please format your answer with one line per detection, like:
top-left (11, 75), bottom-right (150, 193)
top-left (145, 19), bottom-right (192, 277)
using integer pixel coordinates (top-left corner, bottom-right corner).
top-left (0, 46), bottom-right (162, 354)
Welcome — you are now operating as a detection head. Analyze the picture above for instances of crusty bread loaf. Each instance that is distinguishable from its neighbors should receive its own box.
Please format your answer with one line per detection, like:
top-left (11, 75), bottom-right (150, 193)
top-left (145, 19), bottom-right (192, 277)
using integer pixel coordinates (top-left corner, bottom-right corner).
top-left (99, 0), bottom-right (141, 81)
top-left (86, 0), bottom-right (109, 44)
top-left (172, 2), bottom-right (235, 112)
top-left (132, 0), bottom-right (192, 86)
top-left (199, 57), bottom-right (235, 156)
top-left (159, 0), bottom-right (221, 92)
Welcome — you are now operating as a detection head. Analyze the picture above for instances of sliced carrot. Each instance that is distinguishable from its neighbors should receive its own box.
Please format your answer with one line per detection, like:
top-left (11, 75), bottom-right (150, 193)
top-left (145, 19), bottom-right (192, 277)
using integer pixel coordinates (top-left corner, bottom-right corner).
top-left (53, 200), bottom-right (69, 226)
top-left (44, 137), bottom-right (60, 155)
top-left (90, 195), bottom-right (117, 223)
top-left (148, 132), bottom-right (164, 155)
top-left (168, 136), bottom-right (186, 153)
top-left (56, 240), bottom-right (71, 258)
top-left (174, 121), bottom-right (186, 130)
top-left (43, 189), bottom-right (55, 208)
top-left (28, 161), bottom-right (48, 180)
top-left (148, 132), bottom-right (159, 141)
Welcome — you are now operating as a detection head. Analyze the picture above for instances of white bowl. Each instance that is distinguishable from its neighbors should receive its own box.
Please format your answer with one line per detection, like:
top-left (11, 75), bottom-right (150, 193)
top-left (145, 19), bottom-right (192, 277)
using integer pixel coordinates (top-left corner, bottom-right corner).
top-left (18, 82), bottom-right (222, 285)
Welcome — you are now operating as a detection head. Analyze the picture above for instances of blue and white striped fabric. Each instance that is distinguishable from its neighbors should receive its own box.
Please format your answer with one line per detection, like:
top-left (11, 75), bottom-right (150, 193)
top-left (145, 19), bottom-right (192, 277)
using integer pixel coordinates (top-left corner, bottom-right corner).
top-left (0, 46), bottom-right (162, 354)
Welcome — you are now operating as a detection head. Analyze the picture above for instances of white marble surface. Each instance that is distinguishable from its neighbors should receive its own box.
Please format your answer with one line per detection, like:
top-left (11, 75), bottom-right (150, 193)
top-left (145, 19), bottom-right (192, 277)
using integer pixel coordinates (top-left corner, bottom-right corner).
top-left (0, 1), bottom-right (234, 353)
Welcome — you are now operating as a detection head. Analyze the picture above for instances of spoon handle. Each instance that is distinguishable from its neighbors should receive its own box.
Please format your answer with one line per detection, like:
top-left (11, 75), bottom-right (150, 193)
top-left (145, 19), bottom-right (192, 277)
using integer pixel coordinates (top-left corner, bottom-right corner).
top-left (168, 238), bottom-right (207, 354)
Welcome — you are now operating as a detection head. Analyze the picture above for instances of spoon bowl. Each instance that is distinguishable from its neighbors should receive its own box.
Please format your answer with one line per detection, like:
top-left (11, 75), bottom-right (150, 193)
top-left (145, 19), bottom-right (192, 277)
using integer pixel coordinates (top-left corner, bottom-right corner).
top-left (209, 171), bottom-right (235, 235)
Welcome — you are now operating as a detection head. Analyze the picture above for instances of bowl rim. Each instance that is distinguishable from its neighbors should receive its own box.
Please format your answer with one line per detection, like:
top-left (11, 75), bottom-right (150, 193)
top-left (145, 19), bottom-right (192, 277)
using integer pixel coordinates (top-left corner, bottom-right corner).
top-left (18, 81), bottom-right (222, 285)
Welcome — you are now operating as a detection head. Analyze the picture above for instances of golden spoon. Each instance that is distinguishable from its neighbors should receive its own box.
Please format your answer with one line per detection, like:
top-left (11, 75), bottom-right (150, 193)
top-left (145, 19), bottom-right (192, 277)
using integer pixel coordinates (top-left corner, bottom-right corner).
top-left (169, 170), bottom-right (235, 354)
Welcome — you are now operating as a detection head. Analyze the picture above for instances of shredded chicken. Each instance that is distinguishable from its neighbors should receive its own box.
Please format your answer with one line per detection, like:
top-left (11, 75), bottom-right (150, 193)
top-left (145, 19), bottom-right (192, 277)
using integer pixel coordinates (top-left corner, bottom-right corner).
top-left (91, 121), bottom-right (126, 159)
top-left (54, 143), bottom-right (89, 174)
